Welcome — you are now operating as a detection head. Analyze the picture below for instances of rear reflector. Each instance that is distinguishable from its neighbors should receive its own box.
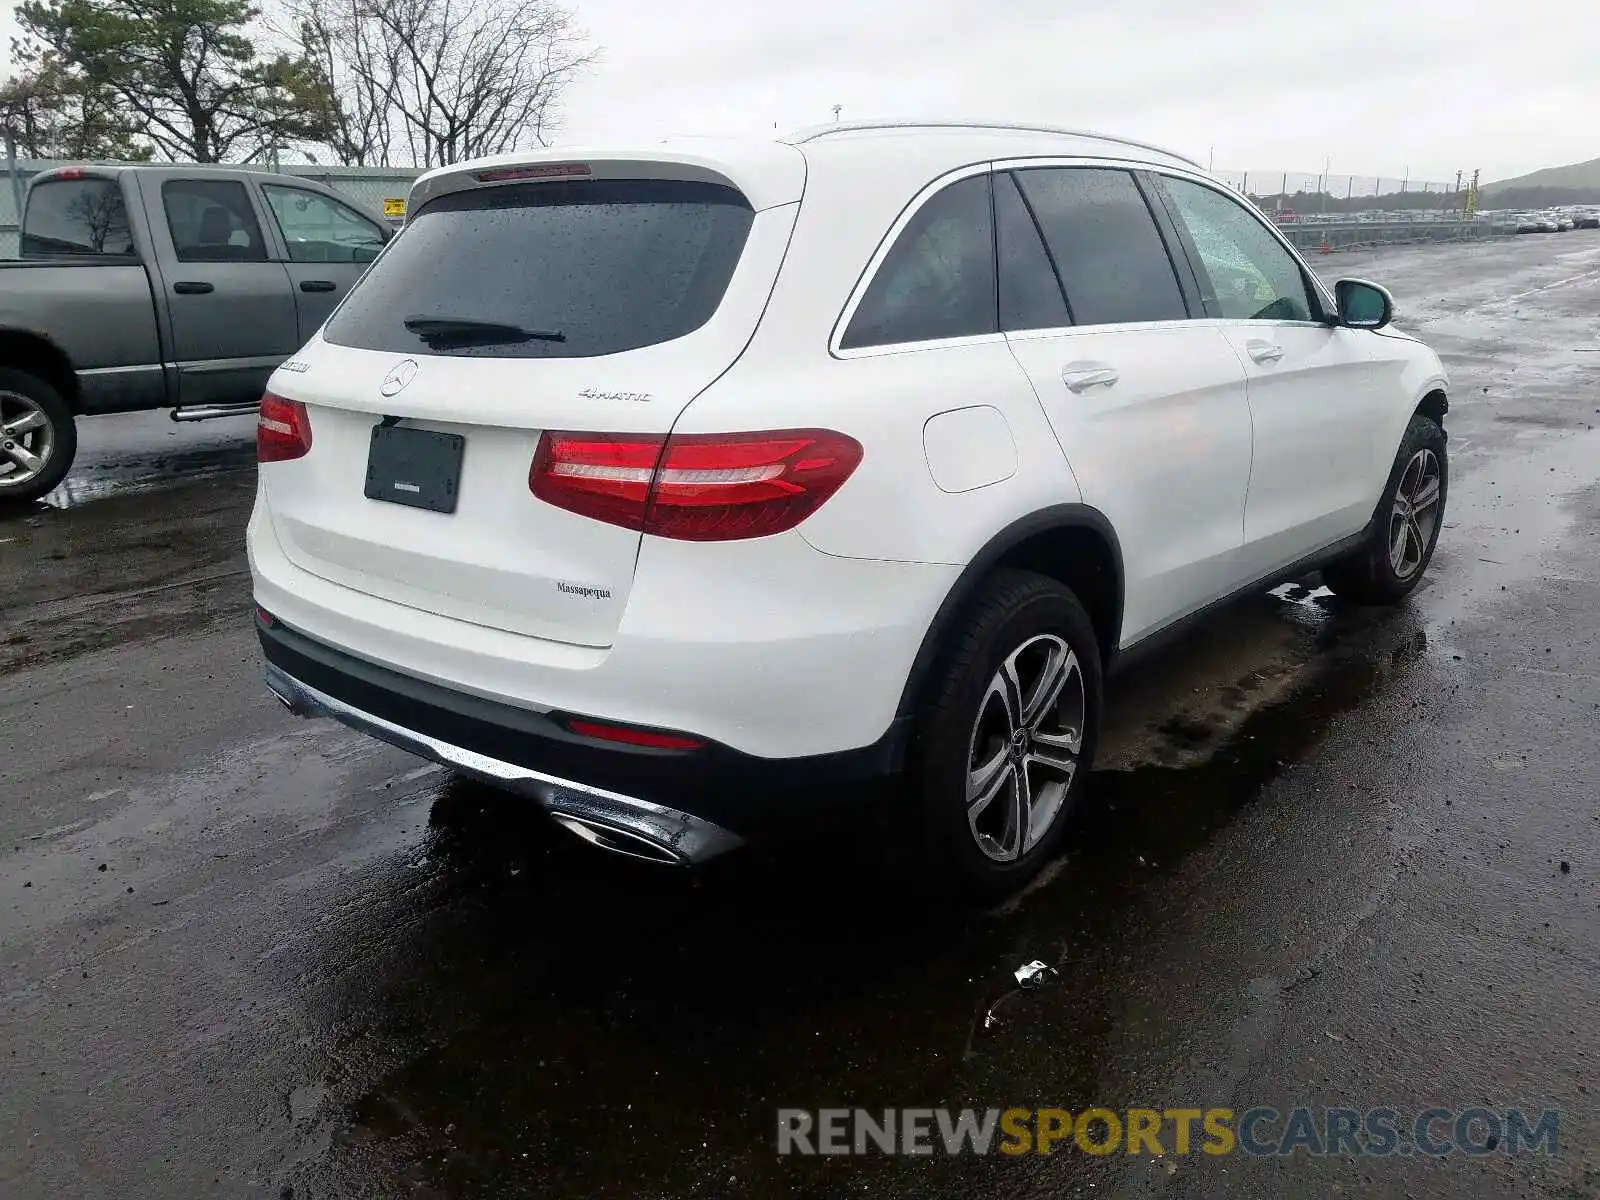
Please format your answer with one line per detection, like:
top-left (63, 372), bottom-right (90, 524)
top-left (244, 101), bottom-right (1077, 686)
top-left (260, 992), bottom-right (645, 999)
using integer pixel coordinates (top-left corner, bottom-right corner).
top-left (566, 719), bottom-right (704, 751)
top-left (530, 429), bottom-right (862, 541)
top-left (475, 163), bottom-right (592, 183)
top-left (255, 606), bottom-right (276, 627)
top-left (258, 393), bottom-right (313, 463)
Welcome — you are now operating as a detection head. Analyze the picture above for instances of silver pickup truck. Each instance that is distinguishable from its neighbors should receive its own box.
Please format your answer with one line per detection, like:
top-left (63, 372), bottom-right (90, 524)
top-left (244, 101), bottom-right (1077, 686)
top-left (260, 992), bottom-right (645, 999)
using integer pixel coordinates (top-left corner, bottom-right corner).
top-left (0, 163), bottom-right (394, 503)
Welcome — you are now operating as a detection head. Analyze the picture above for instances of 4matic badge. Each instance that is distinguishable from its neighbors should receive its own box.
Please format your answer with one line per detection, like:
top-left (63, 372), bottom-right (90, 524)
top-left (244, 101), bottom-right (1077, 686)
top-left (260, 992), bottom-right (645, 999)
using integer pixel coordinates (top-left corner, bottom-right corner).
top-left (579, 387), bottom-right (652, 404)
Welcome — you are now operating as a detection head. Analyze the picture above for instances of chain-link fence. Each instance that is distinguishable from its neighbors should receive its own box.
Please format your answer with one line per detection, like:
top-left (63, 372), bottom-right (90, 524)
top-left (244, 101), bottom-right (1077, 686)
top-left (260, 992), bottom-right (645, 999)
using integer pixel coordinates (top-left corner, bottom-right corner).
top-left (1213, 171), bottom-right (1466, 205)
top-left (1204, 167), bottom-right (1512, 249)
top-left (1, 157), bottom-right (424, 257)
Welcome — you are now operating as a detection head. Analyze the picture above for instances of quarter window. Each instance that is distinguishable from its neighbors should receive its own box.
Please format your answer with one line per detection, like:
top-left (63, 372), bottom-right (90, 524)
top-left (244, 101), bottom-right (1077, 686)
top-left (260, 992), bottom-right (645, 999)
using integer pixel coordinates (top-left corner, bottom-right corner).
top-left (1012, 168), bottom-right (1188, 326)
top-left (1161, 176), bottom-right (1316, 322)
top-left (840, 174), bottom-right (997, 350)
top-left (162, 179), bottom-right (268, 263)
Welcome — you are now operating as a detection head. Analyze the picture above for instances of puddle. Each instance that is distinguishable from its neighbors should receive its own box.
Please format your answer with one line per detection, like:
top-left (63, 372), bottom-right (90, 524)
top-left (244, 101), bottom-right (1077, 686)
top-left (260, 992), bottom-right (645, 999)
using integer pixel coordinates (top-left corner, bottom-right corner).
top-left (42, 442), bottom-right (257, 510)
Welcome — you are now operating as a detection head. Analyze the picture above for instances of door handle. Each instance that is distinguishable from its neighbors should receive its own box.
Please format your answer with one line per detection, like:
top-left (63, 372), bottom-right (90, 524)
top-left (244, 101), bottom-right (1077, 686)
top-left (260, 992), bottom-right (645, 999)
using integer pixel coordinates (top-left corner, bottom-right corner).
top-left (1246, 340), bottom-right (1285, 364)
top-left (173, 281), bottom-right (214, 295)
top-left (299, 280), bottom-right (337, 293)
top-left (1061, 361), bottom-right (1119, 393)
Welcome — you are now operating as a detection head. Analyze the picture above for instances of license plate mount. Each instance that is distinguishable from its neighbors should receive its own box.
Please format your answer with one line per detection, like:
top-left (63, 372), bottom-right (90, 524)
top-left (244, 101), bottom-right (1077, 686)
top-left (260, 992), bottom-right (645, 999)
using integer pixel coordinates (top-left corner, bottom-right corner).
top-left (364, 423), bottom-right (465, 514)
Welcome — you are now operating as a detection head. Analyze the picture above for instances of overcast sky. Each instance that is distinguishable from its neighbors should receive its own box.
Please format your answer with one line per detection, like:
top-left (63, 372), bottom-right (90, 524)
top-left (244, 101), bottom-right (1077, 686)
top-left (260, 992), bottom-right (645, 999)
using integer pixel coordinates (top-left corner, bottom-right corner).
top-left (3, 0), bottom-right (1596, 183)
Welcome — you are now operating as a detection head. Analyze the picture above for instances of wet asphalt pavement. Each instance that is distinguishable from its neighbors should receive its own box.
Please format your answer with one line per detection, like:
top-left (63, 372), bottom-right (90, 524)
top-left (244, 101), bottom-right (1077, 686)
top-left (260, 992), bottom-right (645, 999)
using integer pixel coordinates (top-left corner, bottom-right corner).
top-left (3, 233), bottom-right (1600, 1199)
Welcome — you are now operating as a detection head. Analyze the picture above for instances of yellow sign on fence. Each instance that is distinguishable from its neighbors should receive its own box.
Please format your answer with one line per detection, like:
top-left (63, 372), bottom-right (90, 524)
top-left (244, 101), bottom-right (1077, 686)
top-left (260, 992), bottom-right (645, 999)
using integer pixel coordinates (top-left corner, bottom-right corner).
top-left (383, 198), bottom-right (407, 218)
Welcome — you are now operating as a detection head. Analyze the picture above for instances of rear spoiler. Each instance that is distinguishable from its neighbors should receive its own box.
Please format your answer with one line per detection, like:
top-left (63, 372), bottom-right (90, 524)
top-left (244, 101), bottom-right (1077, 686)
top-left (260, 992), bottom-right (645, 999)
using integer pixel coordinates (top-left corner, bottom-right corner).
top-left (408, 142), bottom-right (807, 217)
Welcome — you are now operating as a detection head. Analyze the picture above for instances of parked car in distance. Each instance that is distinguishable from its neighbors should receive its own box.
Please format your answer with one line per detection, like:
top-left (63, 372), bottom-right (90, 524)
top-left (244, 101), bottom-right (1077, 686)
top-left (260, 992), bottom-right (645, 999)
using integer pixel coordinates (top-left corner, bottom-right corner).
top-left (1575, 212), bottom-right (1600, 230)
top-left (0, 164), bottom-right (394, 504)
top-left (251, 120), bottom-right (1452, 893)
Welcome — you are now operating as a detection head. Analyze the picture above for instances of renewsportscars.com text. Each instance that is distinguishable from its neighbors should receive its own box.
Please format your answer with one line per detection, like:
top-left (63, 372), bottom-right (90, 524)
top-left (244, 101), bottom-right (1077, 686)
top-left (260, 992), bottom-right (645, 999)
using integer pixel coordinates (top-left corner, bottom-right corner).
top-left (777, 1106), bottom-right (1559, 1158)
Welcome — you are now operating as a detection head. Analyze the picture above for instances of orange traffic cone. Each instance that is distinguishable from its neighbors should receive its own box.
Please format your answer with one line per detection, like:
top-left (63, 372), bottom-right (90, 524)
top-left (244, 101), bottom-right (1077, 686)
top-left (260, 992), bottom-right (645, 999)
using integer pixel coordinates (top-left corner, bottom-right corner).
top-left (1318, 238), bottom-right (1330, 254)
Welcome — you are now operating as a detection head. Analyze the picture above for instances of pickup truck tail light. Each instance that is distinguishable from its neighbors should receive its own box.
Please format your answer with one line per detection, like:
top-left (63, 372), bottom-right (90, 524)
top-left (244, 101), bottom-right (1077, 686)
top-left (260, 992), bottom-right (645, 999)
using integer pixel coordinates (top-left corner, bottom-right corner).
top-left (529, 429), bottom-right (863, 541)
top-left (258, 393), bottom-right (313, 463)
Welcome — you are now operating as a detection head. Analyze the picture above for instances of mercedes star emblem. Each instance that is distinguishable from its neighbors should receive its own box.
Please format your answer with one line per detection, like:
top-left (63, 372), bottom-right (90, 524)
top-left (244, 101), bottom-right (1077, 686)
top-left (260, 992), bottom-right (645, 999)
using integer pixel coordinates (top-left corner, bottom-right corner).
top-left (380, 359), bottom-right (420, 397)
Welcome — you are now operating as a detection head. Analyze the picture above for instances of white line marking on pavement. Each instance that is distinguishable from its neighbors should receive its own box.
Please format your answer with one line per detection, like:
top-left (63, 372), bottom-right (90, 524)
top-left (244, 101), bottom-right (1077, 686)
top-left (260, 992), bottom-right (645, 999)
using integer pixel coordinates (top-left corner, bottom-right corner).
top-left (1488, 268), bottom-right (1600, 308)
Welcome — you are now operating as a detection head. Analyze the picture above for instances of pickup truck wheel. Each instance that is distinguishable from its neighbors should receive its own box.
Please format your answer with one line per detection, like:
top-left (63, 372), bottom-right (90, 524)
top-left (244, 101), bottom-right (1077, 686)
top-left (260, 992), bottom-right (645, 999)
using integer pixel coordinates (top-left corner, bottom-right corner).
top-left (0, 369), bottom-right (76, 506)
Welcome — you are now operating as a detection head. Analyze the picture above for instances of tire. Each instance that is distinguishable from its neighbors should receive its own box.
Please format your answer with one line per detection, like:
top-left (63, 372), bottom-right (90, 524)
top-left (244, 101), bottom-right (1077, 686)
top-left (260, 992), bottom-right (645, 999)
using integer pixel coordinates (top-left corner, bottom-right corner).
top-left (1322, 414), bottom-right (1447, 605)
top-left (0, 368), bottom-right (77, 506)
top-left (907, 569), bottom-right (1103, 897)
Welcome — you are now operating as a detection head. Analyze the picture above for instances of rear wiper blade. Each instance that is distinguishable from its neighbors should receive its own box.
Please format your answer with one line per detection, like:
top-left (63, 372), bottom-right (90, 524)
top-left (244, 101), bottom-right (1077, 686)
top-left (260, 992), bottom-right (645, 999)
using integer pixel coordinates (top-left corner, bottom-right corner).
top-left (402, 315), bottom-right (566, 344)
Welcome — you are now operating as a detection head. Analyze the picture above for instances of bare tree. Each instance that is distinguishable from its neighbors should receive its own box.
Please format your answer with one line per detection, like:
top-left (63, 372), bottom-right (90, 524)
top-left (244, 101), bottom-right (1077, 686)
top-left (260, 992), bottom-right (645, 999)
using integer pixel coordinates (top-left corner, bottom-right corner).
top-left (292, 0), bottom-right (391, 165)
top-left (63, 180), bottom-right (132, 249)
top-left (291, 0), bottom-right (595, 168)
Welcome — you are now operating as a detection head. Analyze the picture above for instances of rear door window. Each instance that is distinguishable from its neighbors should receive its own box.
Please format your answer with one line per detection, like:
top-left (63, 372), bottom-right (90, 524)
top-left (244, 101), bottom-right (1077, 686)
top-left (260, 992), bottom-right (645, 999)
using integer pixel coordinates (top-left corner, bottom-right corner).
top-left (840, 174), bottom-right (997, 350)
top-left (20, 178), bottom-right (136, 257)
top-left (1013, 168), bottom-right (1188, 326)
top-left (322, 179), bottom-right (755, 359)
top-left (162, 179), bottom-right (269, 263)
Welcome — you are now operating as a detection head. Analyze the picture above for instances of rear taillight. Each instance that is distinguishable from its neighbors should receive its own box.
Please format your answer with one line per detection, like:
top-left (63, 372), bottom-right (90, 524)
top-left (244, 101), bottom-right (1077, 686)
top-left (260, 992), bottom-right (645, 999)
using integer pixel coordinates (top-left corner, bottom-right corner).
top-left (530, 429), bottom-right (862, 541)
top-left (258, 393), bottom-right (313, 463)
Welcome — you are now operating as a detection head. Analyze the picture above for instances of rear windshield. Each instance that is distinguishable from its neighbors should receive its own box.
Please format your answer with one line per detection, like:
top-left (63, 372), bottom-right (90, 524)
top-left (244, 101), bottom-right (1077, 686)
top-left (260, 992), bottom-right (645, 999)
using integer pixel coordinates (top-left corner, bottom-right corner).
top-left (322, 179), bottom-right (755, 358)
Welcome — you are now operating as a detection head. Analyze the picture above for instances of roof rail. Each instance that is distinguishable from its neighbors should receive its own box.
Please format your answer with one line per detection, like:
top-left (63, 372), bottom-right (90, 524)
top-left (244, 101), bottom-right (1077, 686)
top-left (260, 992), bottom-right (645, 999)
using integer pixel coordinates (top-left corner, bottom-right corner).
top-left (784, 120), bottom-right (1204, 170)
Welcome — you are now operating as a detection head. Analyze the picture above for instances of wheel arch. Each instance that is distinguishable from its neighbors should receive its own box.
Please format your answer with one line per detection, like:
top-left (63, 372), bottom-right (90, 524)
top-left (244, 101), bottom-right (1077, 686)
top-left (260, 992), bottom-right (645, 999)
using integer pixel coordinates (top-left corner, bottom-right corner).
top-left (0, 328), bottom-right (82, 413)
top-left (894, 505), bottom-right (1125, 721)
top-left (1414, 386), bottom-right (1448, 426)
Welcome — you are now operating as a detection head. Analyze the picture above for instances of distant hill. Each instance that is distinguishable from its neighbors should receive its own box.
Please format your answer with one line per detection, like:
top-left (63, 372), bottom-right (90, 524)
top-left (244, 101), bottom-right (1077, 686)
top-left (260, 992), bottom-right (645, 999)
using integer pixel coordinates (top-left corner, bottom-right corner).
top-left (1482, 157), bottom-right (1600, 206)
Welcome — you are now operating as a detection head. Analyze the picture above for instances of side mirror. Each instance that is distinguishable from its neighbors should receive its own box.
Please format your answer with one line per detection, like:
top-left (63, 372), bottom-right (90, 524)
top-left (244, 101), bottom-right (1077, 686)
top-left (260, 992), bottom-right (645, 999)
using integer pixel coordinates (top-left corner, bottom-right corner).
top-left (1334, 278), bottom-right (1394, 330)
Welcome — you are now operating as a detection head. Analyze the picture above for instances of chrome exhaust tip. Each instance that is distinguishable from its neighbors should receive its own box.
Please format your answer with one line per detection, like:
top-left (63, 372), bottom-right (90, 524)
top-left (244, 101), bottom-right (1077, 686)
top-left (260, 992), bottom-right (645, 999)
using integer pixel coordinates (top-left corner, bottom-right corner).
top-left (266, 679), bottom-right (302, 714)
top-left (265, 667), bottom-right (314, 717)
top-left (551, 814), bottom-right (688, 866)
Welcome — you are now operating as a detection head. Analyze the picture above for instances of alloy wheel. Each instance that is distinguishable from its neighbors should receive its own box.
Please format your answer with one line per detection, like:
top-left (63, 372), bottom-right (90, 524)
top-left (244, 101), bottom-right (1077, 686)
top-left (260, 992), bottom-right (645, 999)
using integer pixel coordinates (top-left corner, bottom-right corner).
top-left (1388, 448), bottom-right (1442, 580)
top-left (966, 633), bottom-right (1086, 863)
top-left (0, 390), bottom-right (55, 493)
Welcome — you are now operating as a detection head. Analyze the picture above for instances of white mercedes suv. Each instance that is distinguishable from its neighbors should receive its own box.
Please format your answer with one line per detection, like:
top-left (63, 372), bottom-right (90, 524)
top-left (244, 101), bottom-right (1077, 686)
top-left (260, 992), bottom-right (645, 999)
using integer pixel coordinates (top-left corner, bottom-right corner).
top-left (249, 120), bottom-right (1449, 893)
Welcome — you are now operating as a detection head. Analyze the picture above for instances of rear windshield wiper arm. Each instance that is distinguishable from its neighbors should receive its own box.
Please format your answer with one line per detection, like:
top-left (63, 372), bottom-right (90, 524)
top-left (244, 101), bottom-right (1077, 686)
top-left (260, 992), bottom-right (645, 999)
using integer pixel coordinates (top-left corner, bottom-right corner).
top-left (402, 315), bottom-right (566, 345)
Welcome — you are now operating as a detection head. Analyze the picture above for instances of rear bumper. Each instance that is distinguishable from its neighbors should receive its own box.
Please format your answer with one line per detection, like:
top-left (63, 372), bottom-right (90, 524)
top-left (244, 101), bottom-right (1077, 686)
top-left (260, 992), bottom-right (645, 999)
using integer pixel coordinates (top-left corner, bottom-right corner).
top-left (258, 616), bottom-right (907, 861)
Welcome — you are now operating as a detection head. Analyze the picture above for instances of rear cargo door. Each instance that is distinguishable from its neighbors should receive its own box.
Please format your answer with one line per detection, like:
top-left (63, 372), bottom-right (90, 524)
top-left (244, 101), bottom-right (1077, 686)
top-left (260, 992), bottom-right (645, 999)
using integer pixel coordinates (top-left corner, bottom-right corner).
top-left (260, 164), bottom-right (802, 648)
